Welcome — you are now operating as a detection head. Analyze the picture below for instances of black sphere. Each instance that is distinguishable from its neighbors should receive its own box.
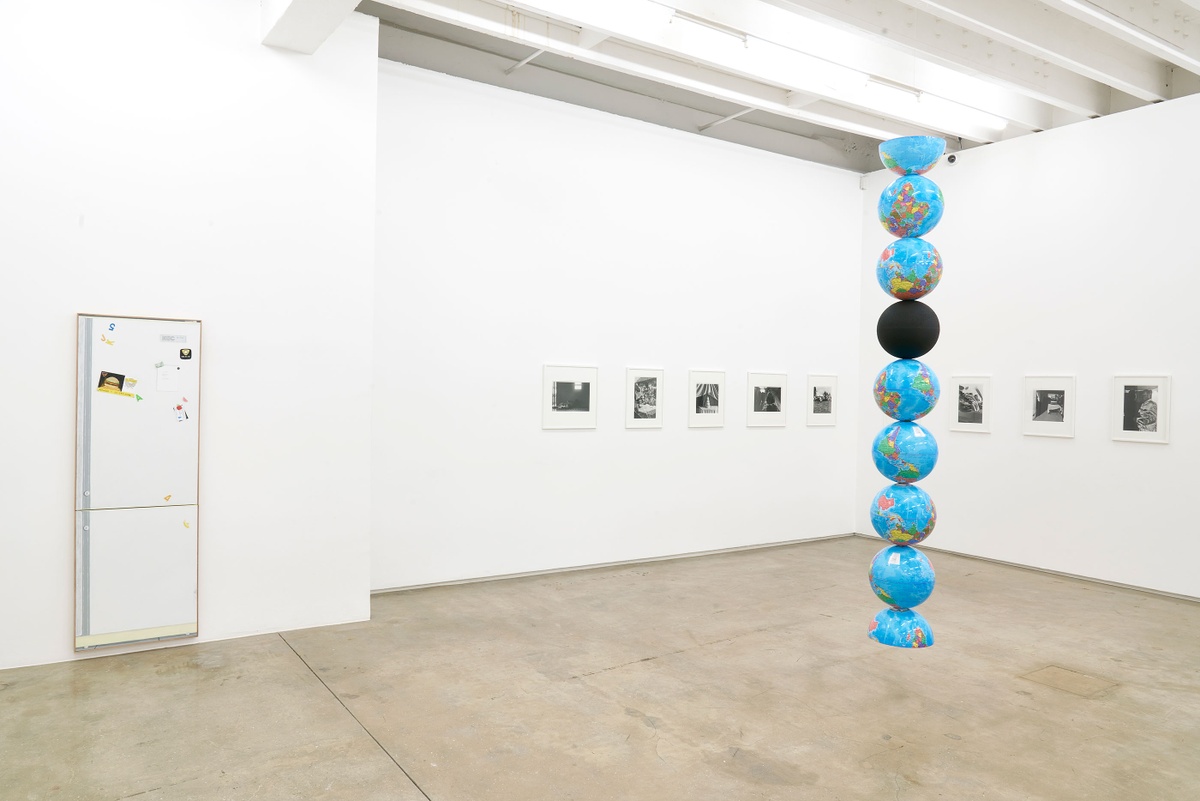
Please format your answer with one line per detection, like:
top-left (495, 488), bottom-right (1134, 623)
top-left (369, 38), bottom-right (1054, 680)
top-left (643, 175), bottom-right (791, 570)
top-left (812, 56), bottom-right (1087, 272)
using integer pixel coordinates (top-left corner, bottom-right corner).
top-left (877, 300), bottom-right (940, 358)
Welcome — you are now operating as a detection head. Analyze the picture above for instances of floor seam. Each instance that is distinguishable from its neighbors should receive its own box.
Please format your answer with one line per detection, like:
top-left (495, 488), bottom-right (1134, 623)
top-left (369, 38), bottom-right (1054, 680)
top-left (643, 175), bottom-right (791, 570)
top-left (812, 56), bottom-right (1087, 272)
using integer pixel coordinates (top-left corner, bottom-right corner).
top-left (278, 633), bottom-right (433, 801)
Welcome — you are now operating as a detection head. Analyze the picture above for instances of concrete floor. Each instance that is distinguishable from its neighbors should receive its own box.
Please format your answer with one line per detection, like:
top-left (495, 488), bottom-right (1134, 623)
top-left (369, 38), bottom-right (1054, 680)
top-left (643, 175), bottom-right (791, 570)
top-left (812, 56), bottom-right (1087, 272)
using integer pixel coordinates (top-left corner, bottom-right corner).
top-left (4, 536), bottom-right (1200, 800)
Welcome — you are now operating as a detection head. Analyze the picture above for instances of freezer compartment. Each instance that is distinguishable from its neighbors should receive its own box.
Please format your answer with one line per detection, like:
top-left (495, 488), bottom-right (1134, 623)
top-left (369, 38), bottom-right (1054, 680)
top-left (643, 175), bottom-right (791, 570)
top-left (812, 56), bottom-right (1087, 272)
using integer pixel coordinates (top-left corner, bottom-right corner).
top-left (76, 505), bottom-right (198, 650)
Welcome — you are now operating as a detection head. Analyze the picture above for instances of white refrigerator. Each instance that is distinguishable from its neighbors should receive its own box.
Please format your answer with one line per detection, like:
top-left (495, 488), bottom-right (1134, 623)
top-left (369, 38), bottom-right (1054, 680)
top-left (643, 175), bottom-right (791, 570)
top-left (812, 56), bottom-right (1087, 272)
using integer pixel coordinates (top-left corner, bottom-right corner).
top-left (75, 314), bottom-right (201, 650)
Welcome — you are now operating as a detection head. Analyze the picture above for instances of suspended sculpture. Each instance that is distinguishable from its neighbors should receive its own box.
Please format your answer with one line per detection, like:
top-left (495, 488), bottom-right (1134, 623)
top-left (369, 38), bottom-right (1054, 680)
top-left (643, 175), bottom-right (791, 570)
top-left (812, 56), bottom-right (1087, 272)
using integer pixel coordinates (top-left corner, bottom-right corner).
top-left (868, 136), bottom-right (946, 649)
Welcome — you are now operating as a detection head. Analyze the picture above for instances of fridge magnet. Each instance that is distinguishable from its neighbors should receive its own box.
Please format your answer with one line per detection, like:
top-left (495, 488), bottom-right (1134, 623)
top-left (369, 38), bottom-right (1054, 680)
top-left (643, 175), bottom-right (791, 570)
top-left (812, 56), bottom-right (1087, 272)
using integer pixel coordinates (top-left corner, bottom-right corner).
top-left (97, 371), bottom-right (126, 391)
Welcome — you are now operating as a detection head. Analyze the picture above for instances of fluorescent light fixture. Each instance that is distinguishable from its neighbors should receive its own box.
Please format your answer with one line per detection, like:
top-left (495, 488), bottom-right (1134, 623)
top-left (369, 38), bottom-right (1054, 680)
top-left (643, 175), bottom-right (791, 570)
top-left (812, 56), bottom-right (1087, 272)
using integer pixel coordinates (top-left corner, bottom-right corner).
top-left (859, 80), bottom-right (1009, 139)
top-left (867, 76), bottom-right (922, 99)
top-left (671, 10), bottom-right (748, 43)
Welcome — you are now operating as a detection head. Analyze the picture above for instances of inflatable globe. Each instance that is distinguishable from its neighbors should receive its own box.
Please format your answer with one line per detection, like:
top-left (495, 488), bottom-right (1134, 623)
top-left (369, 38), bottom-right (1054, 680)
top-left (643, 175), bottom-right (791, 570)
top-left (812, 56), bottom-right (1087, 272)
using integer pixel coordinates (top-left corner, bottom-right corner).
top-left (872, 421), bottom-right (938, 483)
top-left (877, 300), bottom-right (940, 358)
top-left (877, 238), bottom-right (942, 300)
top-left (869, 545), bottom-right (936, 609)
top-left (874, 359), bottom-right (940, 421)
top-left (870, 483), bottom-right (936, 545)
top-left (879, 175), bottom-right (944, 238)
top-left (869, 608), bottom-right (933, 648)
top-left (879, 136), bottom-right (945, 176)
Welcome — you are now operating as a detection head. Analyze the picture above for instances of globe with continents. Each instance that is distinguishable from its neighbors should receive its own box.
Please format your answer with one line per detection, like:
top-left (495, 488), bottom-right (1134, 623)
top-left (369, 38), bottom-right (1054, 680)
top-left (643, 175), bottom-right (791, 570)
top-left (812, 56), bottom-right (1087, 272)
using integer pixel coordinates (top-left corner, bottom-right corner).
top-left (871, 483), bottom-right (936, 545)
top-left (869, 545), bottom-right (936, 609)
top-left (869, 608), bottom-right (933, 648)
top-left (879, 175), bottom-right (944, 238)
top-left (872, 421), bottom-right (938, 483)
top-left (877, 237), bottom-right (942, 300)
top-left (875, 359), bottom-right (940, 421)
top-left (879, 135), bottom-right (945, 176)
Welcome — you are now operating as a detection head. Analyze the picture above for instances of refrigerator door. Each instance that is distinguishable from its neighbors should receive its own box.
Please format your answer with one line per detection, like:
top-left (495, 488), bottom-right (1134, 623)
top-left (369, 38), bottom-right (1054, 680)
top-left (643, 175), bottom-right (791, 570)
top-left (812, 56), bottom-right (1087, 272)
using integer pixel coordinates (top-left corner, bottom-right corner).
top-left (75, 314), bottom-right (201, 651)
top-left (76, 315), bottom-right (200, 510)
top-left (75, 506), bottom-right (198, 650)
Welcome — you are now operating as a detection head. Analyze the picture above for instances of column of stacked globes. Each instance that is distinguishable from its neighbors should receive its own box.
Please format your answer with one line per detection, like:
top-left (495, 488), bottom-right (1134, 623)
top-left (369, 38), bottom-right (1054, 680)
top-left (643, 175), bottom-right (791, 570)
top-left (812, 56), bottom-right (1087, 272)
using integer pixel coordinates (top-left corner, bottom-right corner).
top-left (867, 136), bottom-right (946, 648)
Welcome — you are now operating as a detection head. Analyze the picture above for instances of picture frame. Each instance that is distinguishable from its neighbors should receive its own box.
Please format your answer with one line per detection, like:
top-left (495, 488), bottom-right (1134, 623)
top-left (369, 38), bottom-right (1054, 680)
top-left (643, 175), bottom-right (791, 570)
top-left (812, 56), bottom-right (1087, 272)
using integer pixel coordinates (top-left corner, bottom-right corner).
top-left (746, 372), bottom-right (787, 427)
top-left (626, 368), bottom-right (664, 429)
top-left (949, 375), bottom-right (991, 433)
top-left (688, 370), bottom-right (725, 428)
top-left (542, 365), bottom-right (598, 429)
top-left (806, 375), bottom-right (837, 426)
top-left (1112, 375), bottom-right (1170, 444)
top-left (1022, 375), bottom-right (1075, 438)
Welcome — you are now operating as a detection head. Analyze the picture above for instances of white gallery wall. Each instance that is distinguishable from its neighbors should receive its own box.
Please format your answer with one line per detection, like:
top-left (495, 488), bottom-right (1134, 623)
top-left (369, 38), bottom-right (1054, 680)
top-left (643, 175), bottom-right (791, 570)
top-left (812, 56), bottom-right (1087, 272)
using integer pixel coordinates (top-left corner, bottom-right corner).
top-left (372, 61), bottom-right (865, 590)
top-left (4, 2), bottom-right (1197, 671)
top-left (857, 93), bottom-right (1200, 598)
top-left (0, 1), bottom-right (380, 670)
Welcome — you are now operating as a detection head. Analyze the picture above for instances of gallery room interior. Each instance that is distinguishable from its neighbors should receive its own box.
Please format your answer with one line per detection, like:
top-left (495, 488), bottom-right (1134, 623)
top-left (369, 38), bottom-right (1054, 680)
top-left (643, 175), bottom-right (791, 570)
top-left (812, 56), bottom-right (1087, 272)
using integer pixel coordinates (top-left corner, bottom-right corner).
top-left (3, 0), bottom-right (1199, 798)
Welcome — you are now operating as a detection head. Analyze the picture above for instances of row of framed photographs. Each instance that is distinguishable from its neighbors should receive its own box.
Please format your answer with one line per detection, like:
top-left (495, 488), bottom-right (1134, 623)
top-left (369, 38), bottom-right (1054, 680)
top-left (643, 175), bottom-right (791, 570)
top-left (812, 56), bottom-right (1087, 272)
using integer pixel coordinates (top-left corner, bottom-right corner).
top-left (951, 375), bottom-right (1171, 444)
top-left (542, 365), bottom-right (838, 430)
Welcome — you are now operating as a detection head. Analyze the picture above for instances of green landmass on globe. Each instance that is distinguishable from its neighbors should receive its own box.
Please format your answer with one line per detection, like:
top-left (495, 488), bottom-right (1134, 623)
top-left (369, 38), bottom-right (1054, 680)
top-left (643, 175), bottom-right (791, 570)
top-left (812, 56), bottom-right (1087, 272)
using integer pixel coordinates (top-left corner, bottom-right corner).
top-left (874, 359), bottom-right (939, 421)
top-left (872, 422), bottom-right (938, 483)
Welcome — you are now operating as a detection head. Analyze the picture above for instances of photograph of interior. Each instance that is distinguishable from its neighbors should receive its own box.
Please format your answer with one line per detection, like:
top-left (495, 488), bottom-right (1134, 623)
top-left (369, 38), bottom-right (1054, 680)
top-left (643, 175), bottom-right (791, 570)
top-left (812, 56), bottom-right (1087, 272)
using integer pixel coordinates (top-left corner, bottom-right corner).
top-left (3, 1), bottom-right (1199, 798)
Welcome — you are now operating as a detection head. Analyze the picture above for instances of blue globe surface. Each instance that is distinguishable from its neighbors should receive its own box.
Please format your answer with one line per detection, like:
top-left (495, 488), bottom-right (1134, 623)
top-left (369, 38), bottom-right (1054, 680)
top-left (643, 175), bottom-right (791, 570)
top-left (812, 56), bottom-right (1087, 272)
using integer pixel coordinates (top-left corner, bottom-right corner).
top-left (869, 545), bottom-right (936, 609)
top-left (874, 359), bottom-right (940, 421)
top-left (870, 483), bottom-right (936, 545)
top-left (871, 421), bottom-right (938, 483)
top-left (879, 175), bottom-right (944, 238)
top-left (877, 237), bottom-right (942, 300)
top-left (879, 136), bottom-right (945, 176)
top-left (869, 608), bottom-right (934, 648)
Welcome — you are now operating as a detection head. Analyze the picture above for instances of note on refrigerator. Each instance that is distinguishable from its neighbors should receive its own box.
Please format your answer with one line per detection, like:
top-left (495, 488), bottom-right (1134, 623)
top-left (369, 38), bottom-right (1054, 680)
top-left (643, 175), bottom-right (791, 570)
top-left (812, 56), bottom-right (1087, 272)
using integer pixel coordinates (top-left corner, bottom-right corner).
top-left (157, 364), bottom-right (181, 392)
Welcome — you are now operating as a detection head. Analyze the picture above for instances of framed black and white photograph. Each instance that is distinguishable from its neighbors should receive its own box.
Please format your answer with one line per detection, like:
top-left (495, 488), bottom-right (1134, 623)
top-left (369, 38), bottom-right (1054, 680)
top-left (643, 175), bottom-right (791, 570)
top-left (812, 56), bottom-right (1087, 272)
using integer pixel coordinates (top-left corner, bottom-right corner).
top-left (806, 375), bottom-right (837, 426)
top-left (746, 372), bottom-right (786, 427)
top-left (542, 365), bottom-right (598, 429)
top-left (1023, 375), bottom-right (1075, 438)
top-left (626, 368), bottom-right (664, 429)
top-left (1112, 375), bottom-right (1171, 444)
top-left (950, 375), bottom-right (991, 433)
top-left (688, 370), bottom-right (725, 428)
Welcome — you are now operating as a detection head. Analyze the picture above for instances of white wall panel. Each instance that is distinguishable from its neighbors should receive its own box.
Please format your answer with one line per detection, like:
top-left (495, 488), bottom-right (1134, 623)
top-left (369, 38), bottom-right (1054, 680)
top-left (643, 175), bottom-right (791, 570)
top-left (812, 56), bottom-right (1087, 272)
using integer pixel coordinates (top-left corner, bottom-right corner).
top-left (372, 62), bottom-right (865, 590)
top-left (0, 1), bottom-right (380, 670)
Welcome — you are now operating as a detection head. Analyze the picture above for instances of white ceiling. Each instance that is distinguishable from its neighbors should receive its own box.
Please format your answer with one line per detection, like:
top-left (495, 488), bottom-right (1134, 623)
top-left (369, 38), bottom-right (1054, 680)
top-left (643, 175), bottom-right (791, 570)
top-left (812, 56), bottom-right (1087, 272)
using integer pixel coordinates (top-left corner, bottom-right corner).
top-left (359, 0), bottom-right (1200, 172)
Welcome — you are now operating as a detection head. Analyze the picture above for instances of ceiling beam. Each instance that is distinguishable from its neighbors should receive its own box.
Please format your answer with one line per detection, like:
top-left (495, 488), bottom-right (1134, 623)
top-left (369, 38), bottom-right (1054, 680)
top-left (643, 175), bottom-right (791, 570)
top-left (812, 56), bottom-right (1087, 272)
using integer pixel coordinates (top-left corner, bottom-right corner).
top-left (651, 0), bottom-right (1055, 131)
top-left (261, 0), bottom-right (361, 54)
top-left (1041, 0), bottom-right (1200, 76)
top-left (767, 0), bottom-right (1129, 118)
top-left (466, 0), bottom-right (1020, 140)
top-left (374, 0), bottom-right (951, 140)
top-left (897, 0), bottom-right (1171, 101)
